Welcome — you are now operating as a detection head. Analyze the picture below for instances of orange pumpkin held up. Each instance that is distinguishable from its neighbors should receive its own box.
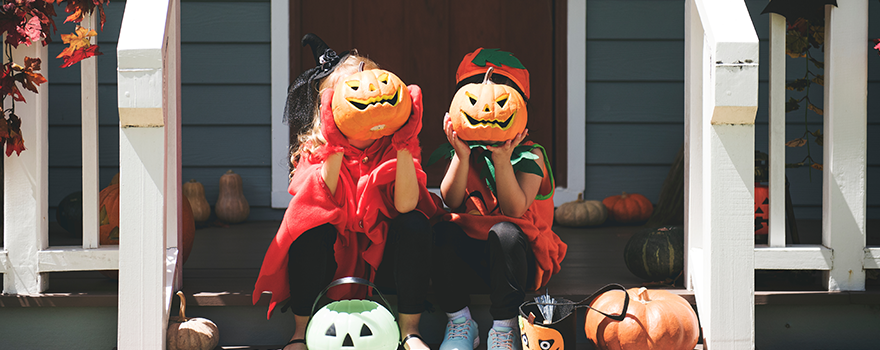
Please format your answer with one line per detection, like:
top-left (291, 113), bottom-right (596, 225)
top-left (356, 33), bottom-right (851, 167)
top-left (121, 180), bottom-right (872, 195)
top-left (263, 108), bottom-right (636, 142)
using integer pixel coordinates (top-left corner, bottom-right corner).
top-left (449, 67), bottom-right (528, 143)
top-left (331, 63), bottom-right (412, 141)
top-left (584, 287), bottom-right (699, 350)
top-left (602, 192), bottom-right (653, 224)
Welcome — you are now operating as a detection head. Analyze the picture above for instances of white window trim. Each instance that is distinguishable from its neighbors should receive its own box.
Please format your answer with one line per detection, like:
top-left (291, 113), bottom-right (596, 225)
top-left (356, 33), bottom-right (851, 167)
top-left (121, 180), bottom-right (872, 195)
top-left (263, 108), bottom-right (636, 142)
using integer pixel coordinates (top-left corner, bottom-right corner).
top-left (269, 0), bottom-right (586, 208)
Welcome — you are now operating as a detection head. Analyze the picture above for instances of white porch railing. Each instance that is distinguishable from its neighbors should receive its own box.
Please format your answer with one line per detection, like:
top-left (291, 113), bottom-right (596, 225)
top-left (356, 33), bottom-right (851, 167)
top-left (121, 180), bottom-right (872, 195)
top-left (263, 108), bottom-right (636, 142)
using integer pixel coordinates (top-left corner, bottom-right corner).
top-left (116, 0), bottom-right (182, 348)
top-left (686, 0), bottom-right (870, 349)
top-left (1, 14), bottom-right (117, 294)
top-left (1, 0), bottom-right (181, 348)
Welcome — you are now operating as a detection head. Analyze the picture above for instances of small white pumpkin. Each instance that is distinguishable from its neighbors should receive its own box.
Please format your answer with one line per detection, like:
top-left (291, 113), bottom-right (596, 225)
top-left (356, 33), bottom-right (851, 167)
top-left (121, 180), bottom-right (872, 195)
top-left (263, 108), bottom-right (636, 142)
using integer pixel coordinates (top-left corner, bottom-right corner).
top-left (167, 291), bottom-right (220, 350)
top-left (555, 193), bottom-right (608, 227)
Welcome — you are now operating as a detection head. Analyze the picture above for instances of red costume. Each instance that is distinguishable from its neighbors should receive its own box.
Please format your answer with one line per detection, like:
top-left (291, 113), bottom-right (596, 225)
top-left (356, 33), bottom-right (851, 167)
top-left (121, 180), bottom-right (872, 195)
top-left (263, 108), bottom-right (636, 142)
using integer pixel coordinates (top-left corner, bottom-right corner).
top-left (442, 142), bottom-right (567, 290)
top-left (253, 89), bottom-right (440, 319)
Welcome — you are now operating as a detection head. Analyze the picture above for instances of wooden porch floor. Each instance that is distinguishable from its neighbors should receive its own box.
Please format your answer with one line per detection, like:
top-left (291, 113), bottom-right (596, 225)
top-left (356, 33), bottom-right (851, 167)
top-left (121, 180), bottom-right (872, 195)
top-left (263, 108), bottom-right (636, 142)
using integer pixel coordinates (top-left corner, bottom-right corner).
top-left (3, 219), bottom-right (880, 349)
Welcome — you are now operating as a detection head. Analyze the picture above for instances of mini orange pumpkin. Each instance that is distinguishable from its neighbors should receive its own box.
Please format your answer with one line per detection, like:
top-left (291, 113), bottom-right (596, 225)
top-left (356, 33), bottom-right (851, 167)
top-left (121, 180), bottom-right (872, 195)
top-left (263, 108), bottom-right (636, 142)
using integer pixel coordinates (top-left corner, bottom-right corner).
top-left (584, 287), bottom-right (699, 350)
top-left (449, 67), bottom-right (528, 142)
top-left (331, 64), bottom-right (412, 141)
top-left (602, 192), bottom-right (653, 224)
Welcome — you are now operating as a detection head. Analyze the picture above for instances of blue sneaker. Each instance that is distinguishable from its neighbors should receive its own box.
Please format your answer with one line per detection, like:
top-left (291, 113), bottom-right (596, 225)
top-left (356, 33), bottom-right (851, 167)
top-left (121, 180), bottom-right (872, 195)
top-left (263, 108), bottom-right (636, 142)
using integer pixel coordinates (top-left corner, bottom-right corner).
top-left (439, 317), bottom-right (480, 350)
top-left (488, 327), bottom-right (520, 350)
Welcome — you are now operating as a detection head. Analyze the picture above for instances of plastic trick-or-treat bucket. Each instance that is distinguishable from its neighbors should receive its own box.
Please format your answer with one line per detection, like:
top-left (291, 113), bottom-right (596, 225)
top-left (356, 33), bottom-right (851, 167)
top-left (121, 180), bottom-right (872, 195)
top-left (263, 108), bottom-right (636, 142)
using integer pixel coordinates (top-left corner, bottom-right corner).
top-left (518, 284), bottom-right (629, 350)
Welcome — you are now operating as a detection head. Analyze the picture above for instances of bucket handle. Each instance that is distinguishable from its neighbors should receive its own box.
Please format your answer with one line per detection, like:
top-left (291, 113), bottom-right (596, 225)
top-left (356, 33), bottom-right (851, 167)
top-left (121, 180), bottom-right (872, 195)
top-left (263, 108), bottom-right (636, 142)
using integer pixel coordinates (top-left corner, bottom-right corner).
top-left (519, 283), bottom-right (630, 322)
top-left (310, 276), bottom-right (395, 318)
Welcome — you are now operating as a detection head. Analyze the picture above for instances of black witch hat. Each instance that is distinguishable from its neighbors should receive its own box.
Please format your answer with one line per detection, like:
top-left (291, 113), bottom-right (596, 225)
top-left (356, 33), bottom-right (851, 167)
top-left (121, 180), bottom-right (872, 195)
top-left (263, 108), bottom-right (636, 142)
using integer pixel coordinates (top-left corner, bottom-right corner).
top-left (284, 34), bottom-right (350, 136)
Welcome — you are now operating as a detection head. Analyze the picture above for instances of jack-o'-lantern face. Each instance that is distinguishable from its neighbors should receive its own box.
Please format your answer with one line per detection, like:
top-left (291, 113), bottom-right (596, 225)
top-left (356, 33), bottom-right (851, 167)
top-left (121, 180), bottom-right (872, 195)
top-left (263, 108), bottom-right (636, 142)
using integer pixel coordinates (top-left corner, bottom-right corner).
top-left (449, 67), bottom-right (527, 143)
top-left (332, 67), bottom-right (412, 141)
top-left (519, 316), bottom-right (565, 350)
top-left (306, 299), bottom-right (399, 350)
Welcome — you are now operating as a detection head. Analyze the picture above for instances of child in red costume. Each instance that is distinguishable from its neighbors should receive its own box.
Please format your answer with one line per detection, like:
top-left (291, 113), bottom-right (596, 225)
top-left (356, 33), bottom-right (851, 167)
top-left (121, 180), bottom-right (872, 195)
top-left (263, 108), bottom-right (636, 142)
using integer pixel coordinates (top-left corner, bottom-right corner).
top-left (430, 48), bottom-right (567, 350)
top-left (253, 34), bottom-right (440, 350)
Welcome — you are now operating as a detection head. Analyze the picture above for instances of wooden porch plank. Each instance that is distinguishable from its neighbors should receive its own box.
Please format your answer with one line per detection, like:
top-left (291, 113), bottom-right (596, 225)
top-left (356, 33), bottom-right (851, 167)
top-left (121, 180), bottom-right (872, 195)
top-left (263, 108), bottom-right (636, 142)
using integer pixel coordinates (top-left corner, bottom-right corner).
top-left (755, 245), bottom-right (832, 270)
top-left (38, 246), bottom-right (119, 272)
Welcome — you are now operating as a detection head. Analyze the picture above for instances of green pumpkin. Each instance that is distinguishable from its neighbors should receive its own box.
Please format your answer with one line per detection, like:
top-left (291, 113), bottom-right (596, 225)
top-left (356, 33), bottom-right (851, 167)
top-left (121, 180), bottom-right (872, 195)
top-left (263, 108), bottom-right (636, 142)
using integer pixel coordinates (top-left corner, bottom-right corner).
top-left (306, 299), bottom-right (399, 350)
top-left (623, 226), bottom-right (684, 281)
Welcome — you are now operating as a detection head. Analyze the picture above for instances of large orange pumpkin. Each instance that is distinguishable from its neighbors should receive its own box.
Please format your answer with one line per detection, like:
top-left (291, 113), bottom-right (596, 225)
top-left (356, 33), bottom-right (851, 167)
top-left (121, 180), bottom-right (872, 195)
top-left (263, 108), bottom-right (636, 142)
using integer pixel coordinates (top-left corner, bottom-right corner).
top-left (449, 67), bottom-right (528, 142)
top-left (602, 192), bottom-right (654, 224)
top-left (584, 287), bottom-right (699, 350)
top-left (331, 66), bottom-right (412, 141)
top-left (99, 184), bottom-right (196, 265)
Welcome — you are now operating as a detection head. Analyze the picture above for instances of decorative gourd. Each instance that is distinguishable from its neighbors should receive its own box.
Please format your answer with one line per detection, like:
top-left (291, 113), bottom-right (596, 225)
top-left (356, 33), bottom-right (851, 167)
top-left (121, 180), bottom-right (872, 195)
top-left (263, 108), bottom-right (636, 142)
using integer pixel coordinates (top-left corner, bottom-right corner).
top-left (519, 316), bottom-right (565, 350)
top-left (584, 287), bottom-right (699, 350)
top-left (306, 299), bottom-right (399, 350)
top-left (602, 192), bottom-right (653, 224)
top-left (183, 179), bottom-right (211, 222)
top-left (449, 67), bottom-right (528, 142)
top-left (332, 64), bottom-right (412, 141)
top-left (215, 170), bottom-right (250, 224)
top-left (99, 183), bottom-right (196, 278)
top-left (56, 191), bottom-right (84, 236)
top-left (167, 291), bottom-right (220, 350)
top-left (623, 226), bottom-right (684, 281)
top-left (555, 193), bottom-right (607, 227)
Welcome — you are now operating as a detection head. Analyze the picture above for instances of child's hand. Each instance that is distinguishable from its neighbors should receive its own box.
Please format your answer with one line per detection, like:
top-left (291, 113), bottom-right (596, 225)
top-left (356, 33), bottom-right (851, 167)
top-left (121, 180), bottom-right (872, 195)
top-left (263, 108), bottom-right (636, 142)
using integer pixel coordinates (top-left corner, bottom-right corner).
top-left (487, 129), bottom-right (529, 162)
top-left (314, 89), bottom-right (347, 160)
top-left (443, 113), bottom-right (470, 159)
top-left (391, 85), bottom-right (423, 152)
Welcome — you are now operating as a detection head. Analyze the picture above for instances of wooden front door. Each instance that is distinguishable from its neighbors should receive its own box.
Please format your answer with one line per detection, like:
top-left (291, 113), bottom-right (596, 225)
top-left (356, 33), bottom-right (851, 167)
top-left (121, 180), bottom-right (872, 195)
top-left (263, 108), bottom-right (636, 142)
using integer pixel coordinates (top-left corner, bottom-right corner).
top-left (290, 0), bottom-right (567, 188)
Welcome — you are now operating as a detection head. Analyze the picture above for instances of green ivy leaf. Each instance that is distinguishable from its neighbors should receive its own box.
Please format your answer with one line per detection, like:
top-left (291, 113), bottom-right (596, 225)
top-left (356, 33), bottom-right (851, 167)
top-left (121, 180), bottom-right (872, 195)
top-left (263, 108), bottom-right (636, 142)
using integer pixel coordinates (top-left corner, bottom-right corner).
top-left (811, 74), bottom-right (824, 86)
top-left (785, 97), bottom-right (801, 113)
top-left (807, 103), bottom-right (824, 116)
top-left (786, 138), bottom-right (807, 147)
top-left (785, 78), bottom-right (810, 92)
top-left (809, 57), bottom-right (824, 69)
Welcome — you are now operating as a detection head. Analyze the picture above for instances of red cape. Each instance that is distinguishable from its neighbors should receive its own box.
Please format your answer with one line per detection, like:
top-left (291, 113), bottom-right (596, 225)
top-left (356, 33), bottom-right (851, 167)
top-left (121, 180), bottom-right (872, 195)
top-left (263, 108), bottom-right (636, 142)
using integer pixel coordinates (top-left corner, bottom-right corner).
top-left (443, 142), bottom-right (567, 290)
top-left (253, 137), bottom-right (441, 319)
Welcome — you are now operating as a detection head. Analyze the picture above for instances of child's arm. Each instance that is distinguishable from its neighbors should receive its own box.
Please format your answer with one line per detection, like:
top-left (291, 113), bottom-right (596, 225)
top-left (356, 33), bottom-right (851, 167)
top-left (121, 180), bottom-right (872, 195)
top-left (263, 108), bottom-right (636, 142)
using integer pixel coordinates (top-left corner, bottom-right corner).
top-left (394, 149), bottom-right (419, 213)
top-left (318, 89), bottom-right (349, 196)
top-left (439, 113), bottom-right (471, 209)
top-left (322, 152), bottom-right (343, 195)
top-left (488, 129), bottom-right (545, 218)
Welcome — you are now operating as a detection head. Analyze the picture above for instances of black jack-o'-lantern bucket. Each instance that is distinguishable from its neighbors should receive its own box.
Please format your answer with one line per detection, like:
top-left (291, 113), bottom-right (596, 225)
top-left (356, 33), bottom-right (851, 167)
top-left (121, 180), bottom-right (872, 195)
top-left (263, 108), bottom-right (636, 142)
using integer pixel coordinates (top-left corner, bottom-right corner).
top-left (518, 284), bottom-right (629, 350)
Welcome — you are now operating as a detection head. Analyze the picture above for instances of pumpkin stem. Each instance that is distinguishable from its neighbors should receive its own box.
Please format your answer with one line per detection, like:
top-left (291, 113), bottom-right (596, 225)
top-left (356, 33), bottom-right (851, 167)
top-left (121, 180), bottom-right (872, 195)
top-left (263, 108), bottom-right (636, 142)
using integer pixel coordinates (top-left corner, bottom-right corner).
top-left (482, 66), bottom-right (495, 84)
top-left (637, 287), bottom-right (650, 304)
top-left (226, 170), bottom-right (234, 174)
top-left (621, 191), bottom-right (628, 199)
top-left (177, 290), bottom-right (188, 321)
top-left (358, 61), bottom-right (365, 72)
top-left (576, 193), bottom-right (583, 202)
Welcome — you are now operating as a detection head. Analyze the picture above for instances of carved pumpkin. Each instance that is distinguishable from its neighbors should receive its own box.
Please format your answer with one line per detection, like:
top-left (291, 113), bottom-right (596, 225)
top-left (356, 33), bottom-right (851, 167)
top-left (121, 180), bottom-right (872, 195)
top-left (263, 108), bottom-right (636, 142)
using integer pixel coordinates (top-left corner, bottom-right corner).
top-left (602, 192), bottom-right (653, 224)
top-left (584, 287), bottom-right (699, 350)
top-left (306, 299), bottom-right (399, 350)
top-left (555, 193), bottom-right (607, 227)
top-left (215, 170), bottom-right (250, 224)
top-left (99, 183), bottom-right (196, 278)
top-left (520, 316), bottom-right (565, 350)
top-left (167, 291), bottom-right (220, 350)
top-left (449, 67), bottom-right (528, 142)
top-left (183, 179), bottom-right (211, 222)
top-left (331, 65), bottom-right (412, 141)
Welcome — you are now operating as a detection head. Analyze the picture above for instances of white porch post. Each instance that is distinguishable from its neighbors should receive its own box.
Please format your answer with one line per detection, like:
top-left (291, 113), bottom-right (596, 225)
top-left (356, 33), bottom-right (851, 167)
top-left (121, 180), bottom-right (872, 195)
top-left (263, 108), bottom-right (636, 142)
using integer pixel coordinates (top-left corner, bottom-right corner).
top-left (81, 12), bottom-right (101, 249)
top-left (2, 42), bottom-right (50, 294)
top-left (685, 0), bottom-right (758, 349)
top-left (767, 12), bottom-right (787, 247)
top-left (822, 0), bottom-right (868, 291)
top-left (116, 0), bottom-right (177, 348)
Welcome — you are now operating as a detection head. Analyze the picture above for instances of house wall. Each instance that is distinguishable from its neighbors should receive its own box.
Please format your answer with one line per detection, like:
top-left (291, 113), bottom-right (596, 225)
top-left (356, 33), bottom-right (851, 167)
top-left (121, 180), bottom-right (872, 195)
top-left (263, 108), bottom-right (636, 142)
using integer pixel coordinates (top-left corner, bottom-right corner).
top-left (44, 0), bottom-right (878, 226)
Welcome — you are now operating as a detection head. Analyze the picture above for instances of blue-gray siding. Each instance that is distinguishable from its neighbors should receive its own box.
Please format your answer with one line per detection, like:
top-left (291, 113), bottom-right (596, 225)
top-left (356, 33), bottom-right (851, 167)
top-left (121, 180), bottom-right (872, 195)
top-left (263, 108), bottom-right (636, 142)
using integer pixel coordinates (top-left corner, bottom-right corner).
top-left (46, 0), bottom-right (878, 223)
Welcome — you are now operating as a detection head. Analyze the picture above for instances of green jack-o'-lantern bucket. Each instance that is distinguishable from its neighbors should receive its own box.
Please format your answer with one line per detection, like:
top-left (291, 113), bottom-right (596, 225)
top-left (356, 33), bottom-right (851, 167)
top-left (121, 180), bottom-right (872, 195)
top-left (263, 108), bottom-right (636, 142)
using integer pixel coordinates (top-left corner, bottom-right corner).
top-left (306, 277), bottom-right (399, 350)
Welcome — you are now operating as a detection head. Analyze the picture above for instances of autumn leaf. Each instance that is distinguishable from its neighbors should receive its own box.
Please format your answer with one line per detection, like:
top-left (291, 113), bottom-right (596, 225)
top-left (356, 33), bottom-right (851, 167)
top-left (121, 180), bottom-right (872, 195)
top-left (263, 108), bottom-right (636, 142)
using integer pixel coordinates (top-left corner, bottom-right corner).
top-left (807, 103), bottom-right (824, 116)
top-left (785, 97), bottom-right (800, 113)
top-left (5, 114), bottom-right (25, 157)
top-left (811, 74), bottom-right (824, 86)
top-left (786, 138), bottom-right (807, 147)
top-left (57, 0), bottom-right (109, 30)
top-left (16, 15), bottom-right (42, 45)
top-left (873, 39), bottom-right (880, 56)
top-left (57, 26), bottom-right (102, 68)
top-left (810, 163), bottom-right (823, 171)
top-left (809, 56), bottom-right (824, 69)
top-left (786, 29), bottom-right (809, 58)
top-left (0, 112), bottom-right (8, 140)
top-left (0, 63), bottom-right (25, 102)
top-left (786, 78), bottom-right (810, 92)
top-left (12, 57), bottom-right (46, 94)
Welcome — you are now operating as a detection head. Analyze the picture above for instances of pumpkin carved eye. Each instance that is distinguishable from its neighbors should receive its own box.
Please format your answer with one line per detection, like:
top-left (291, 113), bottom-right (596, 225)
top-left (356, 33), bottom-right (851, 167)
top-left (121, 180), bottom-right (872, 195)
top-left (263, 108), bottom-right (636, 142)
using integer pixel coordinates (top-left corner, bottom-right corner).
top-left (539, 339), bottom-right (554, 350)
top-left (346, 80), bottom-right (360, 91)
top-left (522, 334), bottom-right (529, 348)
top-left (378, 73), bottom-right (389, 84)
top-left (496, 94), bottom-right (509, 108)
top-left (466, 91), bottom-right (478, 106)
top-left (360, 324), bottom-right (372, 336)
top-left (325, 323), bottom-right (337, 336)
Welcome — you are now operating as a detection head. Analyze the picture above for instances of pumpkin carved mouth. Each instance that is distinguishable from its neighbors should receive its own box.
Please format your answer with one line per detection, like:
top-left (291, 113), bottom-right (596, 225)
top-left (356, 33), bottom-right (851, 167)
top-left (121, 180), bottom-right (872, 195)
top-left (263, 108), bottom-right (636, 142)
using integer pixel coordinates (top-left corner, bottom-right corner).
top-left (462, 110), bottom-right (516, 130)
top-left (346, 87), bottom-right (402, 111)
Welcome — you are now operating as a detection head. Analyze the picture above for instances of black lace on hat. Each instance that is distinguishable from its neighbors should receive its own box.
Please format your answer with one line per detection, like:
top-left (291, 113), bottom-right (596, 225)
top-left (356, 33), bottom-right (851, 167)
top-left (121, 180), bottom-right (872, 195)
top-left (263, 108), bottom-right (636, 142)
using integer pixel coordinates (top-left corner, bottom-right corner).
top-left (283, 34), bottom-right (350, 136)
